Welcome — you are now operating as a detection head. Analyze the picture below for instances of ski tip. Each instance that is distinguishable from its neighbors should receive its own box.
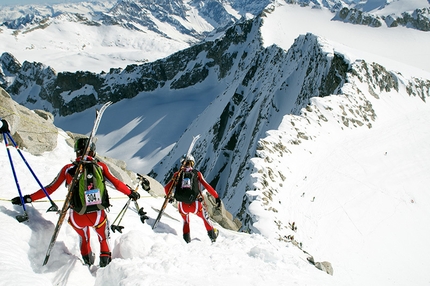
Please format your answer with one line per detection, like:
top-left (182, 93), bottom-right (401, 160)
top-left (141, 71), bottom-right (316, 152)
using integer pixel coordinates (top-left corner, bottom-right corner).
top-left (191, 134), bottom-right (201, 143)
top-left (43, 256), bottom-right (50, 266)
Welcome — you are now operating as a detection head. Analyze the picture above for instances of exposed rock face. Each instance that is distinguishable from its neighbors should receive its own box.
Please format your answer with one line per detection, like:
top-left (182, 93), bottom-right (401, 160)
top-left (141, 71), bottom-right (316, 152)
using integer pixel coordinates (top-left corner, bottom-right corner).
top-left (0, 87), bottom-right (58, 155)
top-left (335, 7), bottom-right (430, 31)
top-left (336, 7), bottom-right (383, 27)
top-left (307, 256), bottom-right (334, 275)
top-left (204, 193), bottom-right (242, 231)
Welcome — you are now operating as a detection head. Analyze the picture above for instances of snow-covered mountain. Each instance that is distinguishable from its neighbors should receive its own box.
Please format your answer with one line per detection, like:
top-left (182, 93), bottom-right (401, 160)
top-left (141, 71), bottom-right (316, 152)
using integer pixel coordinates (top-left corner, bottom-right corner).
top-left (0, 0), bottom-right (262, 73)
top-left (0, 1), bottom-right (430, 284)
top-left (1, 1), bottom-right (429, 169)
top-left (1, 0), bottom-right (429, 73)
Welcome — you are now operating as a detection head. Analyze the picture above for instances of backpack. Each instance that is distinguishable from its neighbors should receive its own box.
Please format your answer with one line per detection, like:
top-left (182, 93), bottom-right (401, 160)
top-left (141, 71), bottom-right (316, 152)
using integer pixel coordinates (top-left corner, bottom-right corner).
top-left (70, 160), bottom-right (110, 215)
top-left (174, 169), bottom-right (200, 204)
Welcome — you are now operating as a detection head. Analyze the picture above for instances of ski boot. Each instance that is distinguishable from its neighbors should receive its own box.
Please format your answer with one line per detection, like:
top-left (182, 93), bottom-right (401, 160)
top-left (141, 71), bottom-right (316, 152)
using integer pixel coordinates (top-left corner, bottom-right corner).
top-left (99, 251), bottom-right (112, 267)
top-left (183, 233), bottom-right (191, 243)
top-left (82, 251), bottom-right (95, 266)
top-left (208, 228), bottom-right (219, 242)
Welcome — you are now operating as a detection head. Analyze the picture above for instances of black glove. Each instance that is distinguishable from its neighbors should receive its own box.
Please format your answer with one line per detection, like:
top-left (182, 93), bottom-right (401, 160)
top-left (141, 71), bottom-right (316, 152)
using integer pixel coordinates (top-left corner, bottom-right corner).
top-left (165, 195), bottom-right (174, 204)
top-left (128, 191), bottom-right (140, 201)
top-left (0, 119), bottom-right (10, 133)
top-left (11, 195), bottom-right (32, 205)
top-left (141, 177), bottom-right (150, 192)
top-left (216, 197), bottom-right (222, 208)
top-left (138, 208), bottom-right (149, 224)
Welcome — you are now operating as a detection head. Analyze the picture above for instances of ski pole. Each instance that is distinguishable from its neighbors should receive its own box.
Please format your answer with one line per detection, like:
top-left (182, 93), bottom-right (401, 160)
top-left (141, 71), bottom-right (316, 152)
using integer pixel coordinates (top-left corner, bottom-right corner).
top-left (3, 133), bottom-right (29, 222)
top-left (4, 132), bottom-right (59, 212)
top-left (111, 177), bottom-right (148, 233)
top-left (127, 180), bottom-right (149, 223)
top-left (134, 199), bottom-right (148, 224)
top-left (111, 198), bottom-right (131, 233)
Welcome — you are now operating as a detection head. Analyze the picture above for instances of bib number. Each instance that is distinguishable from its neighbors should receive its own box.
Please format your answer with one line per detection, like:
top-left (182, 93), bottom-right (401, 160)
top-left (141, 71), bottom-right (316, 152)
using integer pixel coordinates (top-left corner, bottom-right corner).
top-left (182, 178), bottom-right (192, 189)
top-left (85, 189), bottom-right (102, 206)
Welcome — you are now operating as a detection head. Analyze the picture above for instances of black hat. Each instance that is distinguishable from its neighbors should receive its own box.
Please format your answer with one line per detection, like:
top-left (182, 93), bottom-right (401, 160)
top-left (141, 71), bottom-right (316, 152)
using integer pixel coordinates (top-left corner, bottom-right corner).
top-left (74, 137), bottom-right (96, 155)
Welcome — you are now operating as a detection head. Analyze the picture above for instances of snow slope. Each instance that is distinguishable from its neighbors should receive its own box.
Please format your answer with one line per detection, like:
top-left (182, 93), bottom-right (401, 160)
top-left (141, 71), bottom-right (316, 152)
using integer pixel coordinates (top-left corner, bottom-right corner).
top-left (0, 130), bottom-right (339, 286)
top-left (1, 67), bottom-right (429, 284)
top-left (250, 80), bottom-right (430, 285)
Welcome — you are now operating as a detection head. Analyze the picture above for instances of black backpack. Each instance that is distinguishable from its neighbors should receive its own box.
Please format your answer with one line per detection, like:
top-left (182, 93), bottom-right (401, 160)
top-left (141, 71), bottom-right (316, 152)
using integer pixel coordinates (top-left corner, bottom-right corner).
top-left (70, 160), bottom-right (110, 215)
top-left (174, 169), bottom-right (200, 204)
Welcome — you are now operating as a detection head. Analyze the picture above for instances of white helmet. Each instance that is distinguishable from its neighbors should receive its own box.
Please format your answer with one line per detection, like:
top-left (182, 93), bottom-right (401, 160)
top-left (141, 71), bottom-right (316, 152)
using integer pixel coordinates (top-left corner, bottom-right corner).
top-left (181, 154), bottom-right (195, 167)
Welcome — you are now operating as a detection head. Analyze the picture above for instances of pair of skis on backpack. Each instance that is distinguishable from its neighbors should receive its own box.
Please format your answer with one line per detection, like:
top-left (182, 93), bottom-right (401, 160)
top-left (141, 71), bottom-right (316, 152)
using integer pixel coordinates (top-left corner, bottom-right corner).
top-left (43, 101), bottom-right (171, 267)
top-left (151, 134), bottom-right (221, 244)
top-left (152, 135), bottom-right (201, 230)
top-left (43, 102), bottom-right (113, 266)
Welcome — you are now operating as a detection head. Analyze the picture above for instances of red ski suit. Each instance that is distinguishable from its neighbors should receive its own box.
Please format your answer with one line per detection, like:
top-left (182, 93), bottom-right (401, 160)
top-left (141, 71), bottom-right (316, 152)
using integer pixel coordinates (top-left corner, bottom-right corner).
top-left (29, 156), bottom-right (132, 257)
top-left (164, 167), bottom-right (219, 235)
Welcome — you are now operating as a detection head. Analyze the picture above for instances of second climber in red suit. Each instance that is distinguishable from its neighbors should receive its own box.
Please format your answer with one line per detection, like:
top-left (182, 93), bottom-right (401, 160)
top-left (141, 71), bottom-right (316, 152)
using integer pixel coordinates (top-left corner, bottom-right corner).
top-left (11, 137), bottom-right (142, 267)
top-left (164, 154), bottom-right (222, 243)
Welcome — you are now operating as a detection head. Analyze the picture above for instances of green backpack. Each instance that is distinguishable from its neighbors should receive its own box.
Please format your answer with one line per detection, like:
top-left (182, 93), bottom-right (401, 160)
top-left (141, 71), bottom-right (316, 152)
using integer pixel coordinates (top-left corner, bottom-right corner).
top-left (71, 160), bottom-right (110, 215)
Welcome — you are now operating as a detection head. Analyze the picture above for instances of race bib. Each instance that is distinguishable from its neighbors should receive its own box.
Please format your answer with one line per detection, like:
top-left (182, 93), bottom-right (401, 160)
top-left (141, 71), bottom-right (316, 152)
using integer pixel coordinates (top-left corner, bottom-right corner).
top-left (85, 189), bottom-right (102, 206)
top-left (182, 178), bottom-right (192, 188)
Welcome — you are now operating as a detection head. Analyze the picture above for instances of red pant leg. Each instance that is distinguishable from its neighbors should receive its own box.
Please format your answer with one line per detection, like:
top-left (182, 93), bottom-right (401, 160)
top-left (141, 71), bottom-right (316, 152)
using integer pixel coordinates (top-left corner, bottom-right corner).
top-left (196, 203), bottom-right (213, 231)
top-left (68, 210), bottom-right (109, 255)
top-left (94, 217), bottom-right (110, 253)
top-left (178, 202), bottom-right (191, 234)
top-left (178, 201), bottom-right (213, 233)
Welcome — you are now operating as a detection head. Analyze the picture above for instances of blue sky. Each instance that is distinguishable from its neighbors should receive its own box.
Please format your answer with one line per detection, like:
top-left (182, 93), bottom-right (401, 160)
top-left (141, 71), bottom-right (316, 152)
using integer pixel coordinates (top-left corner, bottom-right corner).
top-left (0, 0), bottom-right (85, 6)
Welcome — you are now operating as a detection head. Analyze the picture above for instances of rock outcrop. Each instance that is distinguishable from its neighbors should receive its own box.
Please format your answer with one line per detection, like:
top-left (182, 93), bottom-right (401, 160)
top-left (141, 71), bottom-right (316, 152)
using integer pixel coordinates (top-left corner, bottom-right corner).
top-left (0, 87), bottom-right (57, 155)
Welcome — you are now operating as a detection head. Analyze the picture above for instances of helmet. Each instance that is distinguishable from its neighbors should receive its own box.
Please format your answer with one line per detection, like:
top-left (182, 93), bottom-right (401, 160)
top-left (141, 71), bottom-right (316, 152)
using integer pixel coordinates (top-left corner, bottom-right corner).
top-left (74, 137), bottom-right (96, 155)
top-left (181, 154), bottom-right (195, 167)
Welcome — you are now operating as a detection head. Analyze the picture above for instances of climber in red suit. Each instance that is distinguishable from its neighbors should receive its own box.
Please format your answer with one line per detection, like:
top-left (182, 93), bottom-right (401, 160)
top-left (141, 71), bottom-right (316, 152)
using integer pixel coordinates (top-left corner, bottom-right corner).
top-left (12, 137), bottom-right (141, 267)
top-left (164, 155), bottom-right (222, 243)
